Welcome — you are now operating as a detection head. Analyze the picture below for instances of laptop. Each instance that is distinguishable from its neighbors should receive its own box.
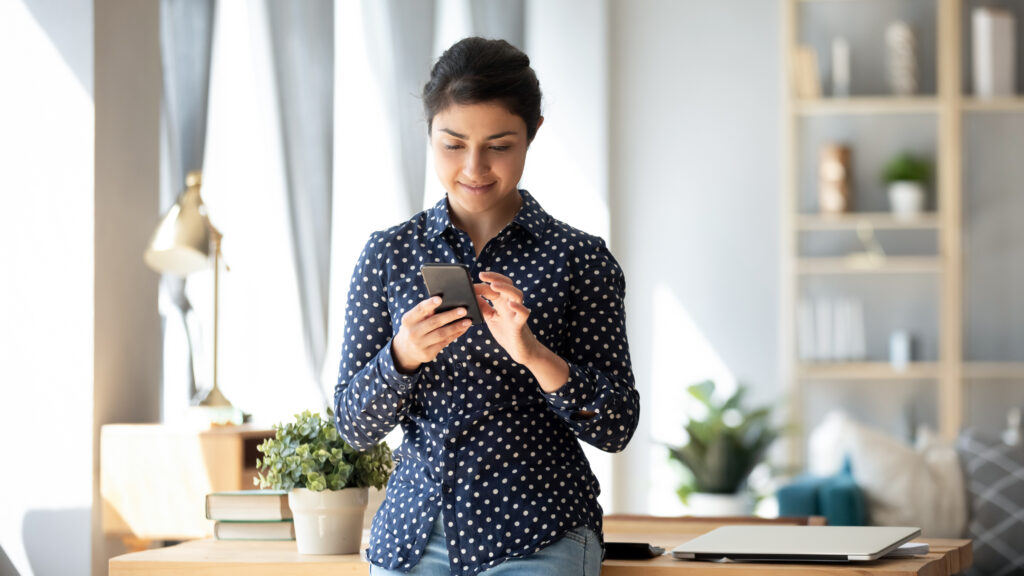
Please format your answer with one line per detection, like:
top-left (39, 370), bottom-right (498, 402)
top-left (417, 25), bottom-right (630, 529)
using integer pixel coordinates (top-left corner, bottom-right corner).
top-left (671, 525), bottom-right (921, 562)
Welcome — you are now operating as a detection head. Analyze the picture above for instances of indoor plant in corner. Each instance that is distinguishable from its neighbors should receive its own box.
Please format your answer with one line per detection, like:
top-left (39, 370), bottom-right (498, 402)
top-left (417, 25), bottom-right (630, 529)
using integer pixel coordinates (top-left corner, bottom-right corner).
top-left (882, 152), bottom-right (931, 220)
top-left (256, 409), bottom-right (392, 554)
top-left (667, 380), bottom-right (779, 516)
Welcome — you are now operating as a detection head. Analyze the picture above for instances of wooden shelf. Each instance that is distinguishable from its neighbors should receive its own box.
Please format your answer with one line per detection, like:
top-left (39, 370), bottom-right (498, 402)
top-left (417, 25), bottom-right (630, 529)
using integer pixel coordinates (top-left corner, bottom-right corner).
top-left (962, 97), bottom-right (1024, 113)
top-left (793, 97), bottom-right (940, 116)
top-left (964, 363), bottom-right (1024, 381)
top-left (797, 212), bottom-right (941, 231)
top-left (796, 256), bottom-right (942, 275)
top-left (797, 362), bottom-right (941, 381)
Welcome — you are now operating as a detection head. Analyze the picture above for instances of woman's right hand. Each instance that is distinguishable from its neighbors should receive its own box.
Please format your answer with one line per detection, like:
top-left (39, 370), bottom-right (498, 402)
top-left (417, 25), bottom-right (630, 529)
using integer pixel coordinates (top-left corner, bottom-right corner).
top-left (391, 296), bottom-right (473, 374)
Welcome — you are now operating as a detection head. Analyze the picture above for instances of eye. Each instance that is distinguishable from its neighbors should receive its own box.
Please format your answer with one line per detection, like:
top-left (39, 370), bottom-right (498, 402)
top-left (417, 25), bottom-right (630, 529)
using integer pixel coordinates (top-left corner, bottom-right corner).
top-left (489, 145), bottom-right (510, 152)
top-left (443, 143), bottom-right (463, 151)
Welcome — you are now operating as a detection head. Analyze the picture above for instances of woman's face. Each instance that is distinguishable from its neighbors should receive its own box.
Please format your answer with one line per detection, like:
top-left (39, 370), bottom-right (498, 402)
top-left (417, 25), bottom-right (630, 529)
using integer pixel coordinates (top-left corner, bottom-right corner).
top-left (431, 102), bottom-right (537, 222)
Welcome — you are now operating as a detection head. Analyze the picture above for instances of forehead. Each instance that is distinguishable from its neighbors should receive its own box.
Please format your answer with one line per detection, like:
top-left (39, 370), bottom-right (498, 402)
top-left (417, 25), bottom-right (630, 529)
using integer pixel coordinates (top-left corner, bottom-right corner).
top-left (432, 102), bottom-right (525, 136)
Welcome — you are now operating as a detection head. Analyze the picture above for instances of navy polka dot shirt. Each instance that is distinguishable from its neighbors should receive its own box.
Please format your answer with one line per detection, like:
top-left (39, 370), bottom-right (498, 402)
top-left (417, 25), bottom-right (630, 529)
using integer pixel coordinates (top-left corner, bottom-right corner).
top-left (334, 190), bottom-right (639, 575)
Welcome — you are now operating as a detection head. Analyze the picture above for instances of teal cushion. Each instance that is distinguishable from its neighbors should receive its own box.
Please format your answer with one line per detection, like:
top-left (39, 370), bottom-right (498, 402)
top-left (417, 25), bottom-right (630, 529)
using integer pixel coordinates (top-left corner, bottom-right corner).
top-left (777, 461), bottom-right (867, 527)
top-left (818, 472), bottom-right (867, 526)
top-left (777, 476), bottom-right (822, 517)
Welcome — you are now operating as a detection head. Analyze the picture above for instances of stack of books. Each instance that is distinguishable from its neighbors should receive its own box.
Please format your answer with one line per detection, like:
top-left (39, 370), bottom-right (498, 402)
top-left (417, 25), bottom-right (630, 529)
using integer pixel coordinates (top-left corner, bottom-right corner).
top-left (205, 490), bottom-right (294, 540)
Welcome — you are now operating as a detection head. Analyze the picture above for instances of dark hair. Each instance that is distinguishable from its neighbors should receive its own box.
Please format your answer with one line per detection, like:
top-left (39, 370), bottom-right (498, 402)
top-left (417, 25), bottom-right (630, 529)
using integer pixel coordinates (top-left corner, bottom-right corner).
top-left (422, 37), bottom-right (543, 142)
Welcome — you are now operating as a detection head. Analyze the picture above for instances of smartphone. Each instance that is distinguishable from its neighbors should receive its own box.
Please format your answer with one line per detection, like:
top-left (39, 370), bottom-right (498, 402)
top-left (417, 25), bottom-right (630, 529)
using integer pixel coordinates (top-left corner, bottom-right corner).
top-left (420, 263), bottom-right (485, 325)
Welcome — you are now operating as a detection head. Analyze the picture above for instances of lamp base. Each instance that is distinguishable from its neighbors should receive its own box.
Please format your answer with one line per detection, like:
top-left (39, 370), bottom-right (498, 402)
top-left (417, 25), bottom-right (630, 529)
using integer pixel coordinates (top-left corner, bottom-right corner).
top-left (188, 386), bottom-right (244, 426)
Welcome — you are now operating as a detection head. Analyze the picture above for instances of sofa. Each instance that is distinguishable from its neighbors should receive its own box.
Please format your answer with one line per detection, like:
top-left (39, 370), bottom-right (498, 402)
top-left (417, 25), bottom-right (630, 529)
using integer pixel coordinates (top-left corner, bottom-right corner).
top-left (776, 411), bottom-right (1024, 576)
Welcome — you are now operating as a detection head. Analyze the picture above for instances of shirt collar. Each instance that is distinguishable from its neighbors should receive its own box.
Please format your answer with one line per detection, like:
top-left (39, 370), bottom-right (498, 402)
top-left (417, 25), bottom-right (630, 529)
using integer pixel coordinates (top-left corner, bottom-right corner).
top-left (424, 189), bottom-right (550, 240)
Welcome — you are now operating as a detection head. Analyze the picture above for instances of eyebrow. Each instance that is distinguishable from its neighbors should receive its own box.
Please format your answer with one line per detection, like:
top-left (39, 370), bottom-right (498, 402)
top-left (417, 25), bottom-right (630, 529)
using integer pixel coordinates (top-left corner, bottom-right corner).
top-left (439, 128), bottom-right (518, 140)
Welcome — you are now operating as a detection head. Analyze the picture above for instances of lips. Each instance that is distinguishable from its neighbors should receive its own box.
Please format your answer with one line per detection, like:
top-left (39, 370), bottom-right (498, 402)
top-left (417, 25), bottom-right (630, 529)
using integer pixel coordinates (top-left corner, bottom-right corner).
top-left (459, 181), bottom-right (496, 194)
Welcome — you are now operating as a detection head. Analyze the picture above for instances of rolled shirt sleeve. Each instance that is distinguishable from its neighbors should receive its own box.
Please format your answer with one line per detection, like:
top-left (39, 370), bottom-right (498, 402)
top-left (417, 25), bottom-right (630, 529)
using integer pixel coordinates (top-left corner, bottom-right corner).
top-left (541, 237), bottom-right (639, 453)
top-left (333, 232), bottom-right (418, 451)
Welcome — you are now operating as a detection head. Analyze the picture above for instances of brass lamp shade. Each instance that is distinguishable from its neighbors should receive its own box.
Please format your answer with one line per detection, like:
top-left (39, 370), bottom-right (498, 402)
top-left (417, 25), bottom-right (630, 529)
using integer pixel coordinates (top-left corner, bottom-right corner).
top-left (144, 172), bottom-right (213, 275)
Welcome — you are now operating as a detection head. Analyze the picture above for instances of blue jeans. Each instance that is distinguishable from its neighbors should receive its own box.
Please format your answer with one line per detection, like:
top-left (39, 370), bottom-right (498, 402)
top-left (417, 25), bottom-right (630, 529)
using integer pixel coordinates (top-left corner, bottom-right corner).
top-left (369, 513), bottom-right (602, 575)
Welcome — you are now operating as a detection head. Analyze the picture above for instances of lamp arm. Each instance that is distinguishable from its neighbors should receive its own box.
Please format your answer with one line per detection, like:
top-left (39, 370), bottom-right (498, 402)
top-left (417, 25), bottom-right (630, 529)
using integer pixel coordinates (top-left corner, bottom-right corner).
top-left (182, 306), bottom-right (201, 400)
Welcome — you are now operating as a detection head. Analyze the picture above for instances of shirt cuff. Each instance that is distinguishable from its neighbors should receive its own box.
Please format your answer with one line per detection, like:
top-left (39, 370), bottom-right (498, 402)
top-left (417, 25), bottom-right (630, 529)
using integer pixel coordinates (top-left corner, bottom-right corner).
top-left (377, 339), bottom-right (421, 393)
top-left (541, 363), bottom-right (597, 415)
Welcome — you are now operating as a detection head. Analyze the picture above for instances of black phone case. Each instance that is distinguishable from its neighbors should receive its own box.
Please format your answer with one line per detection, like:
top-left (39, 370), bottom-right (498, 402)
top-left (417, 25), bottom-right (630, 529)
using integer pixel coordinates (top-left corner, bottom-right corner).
top-left (421, 263), bottom-right (485, 325)
top-left (603, 542), bottom-right (664, 560)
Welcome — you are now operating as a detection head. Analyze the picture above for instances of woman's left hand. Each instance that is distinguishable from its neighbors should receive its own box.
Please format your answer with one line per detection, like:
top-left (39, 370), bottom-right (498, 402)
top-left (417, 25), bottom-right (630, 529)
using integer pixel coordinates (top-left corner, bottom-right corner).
top-left (475, 271), bottom-right (540, 366)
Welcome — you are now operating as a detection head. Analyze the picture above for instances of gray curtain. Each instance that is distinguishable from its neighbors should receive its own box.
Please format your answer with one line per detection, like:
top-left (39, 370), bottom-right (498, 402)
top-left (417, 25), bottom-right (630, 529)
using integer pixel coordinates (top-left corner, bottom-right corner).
top-left (266, 0), bottom-right (334, 408)
top-left (159, 0), bottom-right (216, 402)
top-left (363, 0), bottom-right (437, 215)
top-left (471, 0), bottom-right (524, 49)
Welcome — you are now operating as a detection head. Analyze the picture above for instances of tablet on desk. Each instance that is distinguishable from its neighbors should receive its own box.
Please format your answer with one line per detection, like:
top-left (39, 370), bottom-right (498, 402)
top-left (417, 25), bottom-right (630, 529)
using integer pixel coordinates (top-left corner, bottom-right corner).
top-left (671, 525), bottom-right (921, 563)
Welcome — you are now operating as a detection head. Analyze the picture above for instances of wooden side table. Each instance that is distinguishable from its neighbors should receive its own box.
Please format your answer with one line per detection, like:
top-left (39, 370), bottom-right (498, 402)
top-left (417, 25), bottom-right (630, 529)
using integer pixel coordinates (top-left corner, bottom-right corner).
top-left (101, 423), bottom-right (275, 549)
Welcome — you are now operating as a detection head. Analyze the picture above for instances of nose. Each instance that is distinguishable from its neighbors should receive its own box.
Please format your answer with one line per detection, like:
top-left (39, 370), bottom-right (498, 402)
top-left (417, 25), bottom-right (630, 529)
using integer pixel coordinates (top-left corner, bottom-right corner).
top-left (462, 148), bottom-right (488, 179)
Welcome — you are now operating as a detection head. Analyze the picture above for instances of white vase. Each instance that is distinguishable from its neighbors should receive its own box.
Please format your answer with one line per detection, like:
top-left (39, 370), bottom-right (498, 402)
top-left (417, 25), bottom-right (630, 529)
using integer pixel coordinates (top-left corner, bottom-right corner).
top-left (887, 181), bottom-right (926, 220)
top-left (288, 487), bottom-right (368, 554)
top-left (687, 492), bottom-right (754, 517)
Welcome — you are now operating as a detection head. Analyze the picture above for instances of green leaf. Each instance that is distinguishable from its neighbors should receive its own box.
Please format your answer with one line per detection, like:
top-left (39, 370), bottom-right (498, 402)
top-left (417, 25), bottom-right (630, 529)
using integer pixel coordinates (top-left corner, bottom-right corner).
top-left (687, 380), bottom-right (715, 407)
top-left (247, 408), bottom-right (393, 491)
top-left (669, 380), bottom-right (779, 494)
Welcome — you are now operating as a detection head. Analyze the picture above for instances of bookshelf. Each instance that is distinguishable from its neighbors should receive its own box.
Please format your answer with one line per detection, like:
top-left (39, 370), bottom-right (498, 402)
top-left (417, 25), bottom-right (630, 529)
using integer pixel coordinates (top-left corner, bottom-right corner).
top-left (782, 0), bottom-right (1024, 464)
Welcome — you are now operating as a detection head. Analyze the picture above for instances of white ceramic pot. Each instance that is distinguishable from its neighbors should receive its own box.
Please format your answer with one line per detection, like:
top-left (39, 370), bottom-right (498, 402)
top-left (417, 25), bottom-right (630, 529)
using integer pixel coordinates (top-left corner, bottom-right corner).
top-left (887, 181), bottom-right (925, 219)
top-left (687, 492), bottom-right (754, 517)
top-left (288, 487), bottom-right (368, 555)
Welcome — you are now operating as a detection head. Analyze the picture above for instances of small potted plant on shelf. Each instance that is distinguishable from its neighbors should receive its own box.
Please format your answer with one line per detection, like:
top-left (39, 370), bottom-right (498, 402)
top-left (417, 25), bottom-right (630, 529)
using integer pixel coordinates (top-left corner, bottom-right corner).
top-left (256, 409), bottom-right (392, 554)
top-left (667, 380), bottom-right (779, 516)
top-left (881, 152), bottom-right (931, 220)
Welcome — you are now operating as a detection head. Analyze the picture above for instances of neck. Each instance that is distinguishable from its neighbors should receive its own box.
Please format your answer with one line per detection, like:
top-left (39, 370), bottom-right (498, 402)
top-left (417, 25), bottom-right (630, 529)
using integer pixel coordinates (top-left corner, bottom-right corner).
top-left (449, 191), bottom-right (523, 253)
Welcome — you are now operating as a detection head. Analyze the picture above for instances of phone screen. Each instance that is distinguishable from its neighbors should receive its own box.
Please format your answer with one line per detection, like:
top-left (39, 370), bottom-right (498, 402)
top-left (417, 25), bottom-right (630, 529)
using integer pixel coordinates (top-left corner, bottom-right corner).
top-left (420, 263), bottom-right (485, 325)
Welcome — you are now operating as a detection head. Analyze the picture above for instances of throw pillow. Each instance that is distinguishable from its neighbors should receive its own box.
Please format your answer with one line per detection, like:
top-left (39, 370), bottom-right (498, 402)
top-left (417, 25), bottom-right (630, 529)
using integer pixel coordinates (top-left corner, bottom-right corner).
top-left (808, 411), bottom-right (967, 538)
top-left (957, 429), bottom-right (1024, 575)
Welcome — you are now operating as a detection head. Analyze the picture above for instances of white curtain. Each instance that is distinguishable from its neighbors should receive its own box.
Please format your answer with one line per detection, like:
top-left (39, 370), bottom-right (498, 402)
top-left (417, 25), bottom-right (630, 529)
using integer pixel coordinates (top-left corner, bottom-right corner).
top-left (266, 0), bottom-right (335, 409)
top-left (158, 0), bottom-right (216, 419)
top-left (200, 0), bottom-right (320, 422)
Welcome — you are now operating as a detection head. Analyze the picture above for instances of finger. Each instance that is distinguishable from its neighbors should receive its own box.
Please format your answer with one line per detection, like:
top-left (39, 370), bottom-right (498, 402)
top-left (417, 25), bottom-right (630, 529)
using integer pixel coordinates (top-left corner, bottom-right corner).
top-left (422, 319), bottom-right (472, 351)
top-left (476, 294), bottom-right (497, 320)
top-left (508, 299), bottom-right (530, 317)
top-left (474, 283), bottom-right (501, 301)
top-left (406, 296), bottom-right (444, 324)
top-left (421, 307), bottom-right (469, 333)
top-left (484, 279), bottom-right (523, 300)
top-left (479, 270), bottom-right (511, 284)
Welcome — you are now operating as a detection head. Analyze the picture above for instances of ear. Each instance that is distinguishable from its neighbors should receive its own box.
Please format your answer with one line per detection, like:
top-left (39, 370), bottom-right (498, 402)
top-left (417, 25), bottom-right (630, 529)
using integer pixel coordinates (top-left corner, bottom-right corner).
top-left (528, 116), bottom-right (544, 146)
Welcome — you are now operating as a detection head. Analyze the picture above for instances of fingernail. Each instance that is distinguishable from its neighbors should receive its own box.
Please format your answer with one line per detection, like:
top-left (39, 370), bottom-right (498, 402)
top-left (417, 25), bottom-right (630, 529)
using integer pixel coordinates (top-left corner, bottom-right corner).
top-left (432, 296), bottom-right (442, 304)
top-left (456, 308), bottom-right (466, 316)
top-left (462, 320), bottom-right (472, 327)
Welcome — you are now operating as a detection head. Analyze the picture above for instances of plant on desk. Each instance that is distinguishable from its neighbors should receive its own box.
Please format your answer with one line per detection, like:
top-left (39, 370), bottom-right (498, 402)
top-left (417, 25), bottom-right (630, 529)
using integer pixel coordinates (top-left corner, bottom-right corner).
top-left (667, 380), bottom-right (779, 516)
top-left (256, 409), bottom-right (392, 554)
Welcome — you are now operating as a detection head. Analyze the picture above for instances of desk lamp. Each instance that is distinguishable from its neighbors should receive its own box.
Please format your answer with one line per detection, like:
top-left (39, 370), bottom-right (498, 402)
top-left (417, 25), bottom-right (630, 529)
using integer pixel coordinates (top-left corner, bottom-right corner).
top-left (145, 170), bottom-right (243, 425)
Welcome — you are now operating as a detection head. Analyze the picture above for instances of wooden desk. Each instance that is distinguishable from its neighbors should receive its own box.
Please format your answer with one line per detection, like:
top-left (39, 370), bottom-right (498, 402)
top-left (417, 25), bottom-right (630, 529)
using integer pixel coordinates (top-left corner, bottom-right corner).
top-left (109, 532), bottom-right (971, 576)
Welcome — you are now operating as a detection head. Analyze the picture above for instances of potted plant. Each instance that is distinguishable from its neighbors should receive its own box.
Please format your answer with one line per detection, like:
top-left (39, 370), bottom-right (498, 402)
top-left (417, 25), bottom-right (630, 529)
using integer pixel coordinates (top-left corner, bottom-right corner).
top-left (256, 409), bottom-right (392, 554)
top-left (881, 153), bottom-right (931, 220)
top-left (667, 380), bottom-right (779, 516)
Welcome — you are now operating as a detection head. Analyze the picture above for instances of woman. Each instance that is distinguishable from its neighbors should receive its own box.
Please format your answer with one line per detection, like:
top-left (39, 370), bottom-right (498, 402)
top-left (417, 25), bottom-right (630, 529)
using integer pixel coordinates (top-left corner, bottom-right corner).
top-left (334, 37), bottom-right (639, 576)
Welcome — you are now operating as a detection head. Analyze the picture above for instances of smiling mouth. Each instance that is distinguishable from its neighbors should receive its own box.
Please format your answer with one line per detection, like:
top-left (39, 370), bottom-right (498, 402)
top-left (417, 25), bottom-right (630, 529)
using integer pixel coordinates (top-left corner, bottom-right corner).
top-left (459, 182), bottom-right (496, 194)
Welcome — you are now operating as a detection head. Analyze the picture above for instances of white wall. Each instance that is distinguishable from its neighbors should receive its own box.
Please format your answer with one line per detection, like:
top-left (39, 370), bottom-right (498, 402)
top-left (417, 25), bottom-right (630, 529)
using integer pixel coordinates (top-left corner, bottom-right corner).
top-left (609, 0), bottom-right (782, 513)
top-left (0, 1), bottom-right (95, 575)
top-left (0, 5), bottom-right (785, 574)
